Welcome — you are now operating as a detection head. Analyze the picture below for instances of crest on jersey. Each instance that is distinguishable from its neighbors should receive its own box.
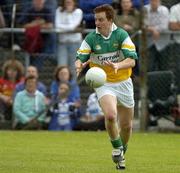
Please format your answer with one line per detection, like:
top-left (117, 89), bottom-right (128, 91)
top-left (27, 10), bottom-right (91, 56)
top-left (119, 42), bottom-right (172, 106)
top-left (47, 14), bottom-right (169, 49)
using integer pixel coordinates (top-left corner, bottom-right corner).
top-left (113, 43), bottom-right (119, 48)
top-left (95, 44), bottom-right (101, 50)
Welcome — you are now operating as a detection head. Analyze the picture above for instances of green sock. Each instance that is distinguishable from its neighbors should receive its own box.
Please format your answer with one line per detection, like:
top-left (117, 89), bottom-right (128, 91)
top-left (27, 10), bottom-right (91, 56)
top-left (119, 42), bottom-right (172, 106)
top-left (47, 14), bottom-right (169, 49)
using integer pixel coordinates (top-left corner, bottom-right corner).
top-left (120, 137), bottom-right (128, 154)
top-left (123, 144), bottom-right (128, 154)
top-left (111, 137), bottom-right (123, 149)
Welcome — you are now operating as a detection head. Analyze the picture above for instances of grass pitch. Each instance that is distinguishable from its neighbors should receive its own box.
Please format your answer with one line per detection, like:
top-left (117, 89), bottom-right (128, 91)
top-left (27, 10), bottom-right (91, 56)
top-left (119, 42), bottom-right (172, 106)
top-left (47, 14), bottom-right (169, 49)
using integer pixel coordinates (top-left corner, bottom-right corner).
top-left (0, 131), bottom-right (179, 173)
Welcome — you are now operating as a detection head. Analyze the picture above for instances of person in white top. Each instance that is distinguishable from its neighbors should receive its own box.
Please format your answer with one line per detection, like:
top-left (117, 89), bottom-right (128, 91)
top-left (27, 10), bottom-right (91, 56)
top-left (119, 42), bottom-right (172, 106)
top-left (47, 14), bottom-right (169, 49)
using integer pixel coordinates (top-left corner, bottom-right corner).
top-left (169, 2), bottom-right (180, 44)
top-left (169, 2), bottom-right (180, 93)
top-left (145, 0), bottom-right (170, 71)
top-left (55, 0), bottom-right (83, 78)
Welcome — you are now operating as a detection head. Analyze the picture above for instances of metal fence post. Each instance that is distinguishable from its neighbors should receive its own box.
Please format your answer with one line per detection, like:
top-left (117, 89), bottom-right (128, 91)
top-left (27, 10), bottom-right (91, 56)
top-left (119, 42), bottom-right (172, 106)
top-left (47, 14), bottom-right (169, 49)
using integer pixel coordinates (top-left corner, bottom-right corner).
top-left (139, 1), bottom-right (149, 131)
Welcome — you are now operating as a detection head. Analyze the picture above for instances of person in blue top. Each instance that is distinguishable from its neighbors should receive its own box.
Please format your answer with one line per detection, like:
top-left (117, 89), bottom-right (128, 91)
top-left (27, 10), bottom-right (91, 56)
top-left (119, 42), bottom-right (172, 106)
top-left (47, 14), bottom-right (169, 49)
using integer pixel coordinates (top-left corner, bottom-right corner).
top-left (78, 0), bottom-right (112, 28)
top-left (48, 81), bottom-right (79, 131)
top-left (132, 0), bottom-right (149, 9)
top-left (50, 65), bottom-right (80, 103)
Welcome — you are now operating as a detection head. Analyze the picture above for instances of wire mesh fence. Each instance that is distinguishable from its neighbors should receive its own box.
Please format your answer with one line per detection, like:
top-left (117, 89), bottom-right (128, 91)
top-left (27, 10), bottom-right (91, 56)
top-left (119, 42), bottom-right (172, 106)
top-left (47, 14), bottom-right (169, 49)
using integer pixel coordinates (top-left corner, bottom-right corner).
top-left (0, 1), bottom-right (180, 129)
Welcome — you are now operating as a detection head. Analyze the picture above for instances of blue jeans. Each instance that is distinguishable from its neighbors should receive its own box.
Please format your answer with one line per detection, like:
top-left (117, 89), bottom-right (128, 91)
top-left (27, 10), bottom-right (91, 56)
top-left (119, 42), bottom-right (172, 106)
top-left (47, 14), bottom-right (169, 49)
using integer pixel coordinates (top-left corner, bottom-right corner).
top-left (57, 42), bottom-right (81, 78)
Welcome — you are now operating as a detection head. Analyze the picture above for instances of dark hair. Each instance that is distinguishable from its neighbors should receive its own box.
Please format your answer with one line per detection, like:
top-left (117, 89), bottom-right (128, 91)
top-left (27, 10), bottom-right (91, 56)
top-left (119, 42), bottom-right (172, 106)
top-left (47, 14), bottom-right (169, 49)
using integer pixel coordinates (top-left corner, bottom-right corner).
top-left (24, 75), bottom-right (37, 85)
top-left (54, 65), bottom-right (72, 81)
top-left (94, 4), bottom-right (115, 21)
top-left (59, 81), bottom-right (70, 90)
top-left (117, 0), bottom-right (135, 16)
top-left (2, 59), bottom-right (24, 81)
top-left (61, 0), bottom-right (77, 12)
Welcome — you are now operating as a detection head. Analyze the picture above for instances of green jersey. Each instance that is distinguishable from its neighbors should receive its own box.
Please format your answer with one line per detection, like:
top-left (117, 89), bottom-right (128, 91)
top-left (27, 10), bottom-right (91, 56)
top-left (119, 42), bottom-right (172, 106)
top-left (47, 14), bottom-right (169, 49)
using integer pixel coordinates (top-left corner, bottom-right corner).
top-left (77, 24), bottom-right (138, 82)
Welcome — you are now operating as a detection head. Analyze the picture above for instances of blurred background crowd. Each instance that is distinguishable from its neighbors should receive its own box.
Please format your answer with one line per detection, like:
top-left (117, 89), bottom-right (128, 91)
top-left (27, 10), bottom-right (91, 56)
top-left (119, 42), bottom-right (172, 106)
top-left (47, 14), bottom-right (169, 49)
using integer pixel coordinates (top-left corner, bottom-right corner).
top-left (0, 0), bottom-right (180, 131)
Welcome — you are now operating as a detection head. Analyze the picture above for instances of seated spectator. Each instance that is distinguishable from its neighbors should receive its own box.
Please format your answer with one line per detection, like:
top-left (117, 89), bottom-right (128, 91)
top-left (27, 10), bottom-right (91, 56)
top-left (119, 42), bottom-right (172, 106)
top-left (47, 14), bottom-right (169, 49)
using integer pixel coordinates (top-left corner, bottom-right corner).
top-left (14, 65), bottom-right (47, 96)
top-left (81, 92), bottom-right (104, 122)
top-left (78, 0), bottom-right (112, 28)
top-left (48, 82), bottom-right (80, 131)
top-left (50, 65), bottom-right (81, 103)
top-left (144, 0), bottom-right (170, 71)
top-left (169, 2), bottom-right (180, 93)
top-left (0, 59), bottom-right (24, 121)
top-left (13, 75), bottom-right (47, 130)
top-left (18, 0), bottom-right (56, 67)
top-left (74, 92), bottom-right (105, 131)
top-left (55, 0), bottom-right (83, 78)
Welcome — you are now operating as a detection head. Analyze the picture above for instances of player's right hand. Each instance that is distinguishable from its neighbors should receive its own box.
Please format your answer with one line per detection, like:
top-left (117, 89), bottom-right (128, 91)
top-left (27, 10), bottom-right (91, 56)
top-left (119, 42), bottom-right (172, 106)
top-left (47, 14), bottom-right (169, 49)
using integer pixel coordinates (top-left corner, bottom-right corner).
top-left (75, 59), bottom-right (83, 77)
top-left (75, 59), bottom-right (90, 77)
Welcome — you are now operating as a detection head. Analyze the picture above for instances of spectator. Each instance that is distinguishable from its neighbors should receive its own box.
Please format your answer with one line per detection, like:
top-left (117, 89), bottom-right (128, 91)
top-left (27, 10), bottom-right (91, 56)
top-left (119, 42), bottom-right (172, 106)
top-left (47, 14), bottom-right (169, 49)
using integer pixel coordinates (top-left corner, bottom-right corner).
top-left (132, 0), bottom-right (149, 9)
top-left (18, 0), bottom-right (56, 67)
top-left (18, 0), bottom-right (58, 14)
top-left (82, 92), bottom-right (104, 122)
top-left (169, 2), bottom-right (180, 93)
top-left (0, 59), bottom-right (24, 121)
top-left (14, 65), bottom-right (47, 96)
top-left (144, 0), bottom-right (170, 71)
top-left (13, 75), bottom-right (47, 130)
top-left (55, 0), bottom-right (83, 78)
top-left (114, 0), bottom-right (140, 35)
top-left (114, 0), bottom-right (140, 76)
top-left (48, 82), bottom-right (79, 131)
top-left (45, 0), bottom-right (58, 15)
top-left (78, 0), bottom-right (112, 28)
top-left (74, 92), bottom-right (105, 131)
top-left (50, 65), bottom-right (81, 103)
top-left (18, 0), bottom-right (58, 21)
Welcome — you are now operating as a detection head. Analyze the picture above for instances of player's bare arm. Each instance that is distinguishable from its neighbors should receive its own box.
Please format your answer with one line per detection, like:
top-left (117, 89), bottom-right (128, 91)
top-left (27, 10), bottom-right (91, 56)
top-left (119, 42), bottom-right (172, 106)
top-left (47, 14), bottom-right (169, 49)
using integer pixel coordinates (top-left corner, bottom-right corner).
top-left (75, 59), bottom-right (91, 77)
top-left (104, 58), bottom-right (135, 73)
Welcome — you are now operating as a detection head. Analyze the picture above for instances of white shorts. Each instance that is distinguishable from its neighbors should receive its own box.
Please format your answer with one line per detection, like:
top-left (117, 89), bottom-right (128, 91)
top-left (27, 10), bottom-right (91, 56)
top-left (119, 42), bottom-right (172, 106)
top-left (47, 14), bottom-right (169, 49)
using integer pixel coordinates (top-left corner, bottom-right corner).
top-left (94, 78), bottom-right (134, 108)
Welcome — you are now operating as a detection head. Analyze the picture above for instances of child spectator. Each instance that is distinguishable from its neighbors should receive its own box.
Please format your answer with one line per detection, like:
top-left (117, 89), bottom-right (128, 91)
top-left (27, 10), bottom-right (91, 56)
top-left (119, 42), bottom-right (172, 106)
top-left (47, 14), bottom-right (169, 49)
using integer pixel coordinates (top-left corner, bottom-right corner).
top-left (48, 82), bottom-right (79, 131)
top-left (50, 65), bottom-right (81, 103)
top-left (82, 92), bottom-right (104, 122)
top-left (74, 92), bottom-right (105, 131)
top-left (13, 75), bottom-right (47, 130)
top-left (0, 59), bottom-right (24, 121)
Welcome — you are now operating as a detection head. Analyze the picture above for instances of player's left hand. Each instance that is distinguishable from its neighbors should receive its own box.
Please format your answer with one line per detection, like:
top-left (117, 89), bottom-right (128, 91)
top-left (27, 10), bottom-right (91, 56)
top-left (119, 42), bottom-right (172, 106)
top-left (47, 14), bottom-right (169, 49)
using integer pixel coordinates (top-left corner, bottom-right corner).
top-left (103, 60), bottom-right (119, 74)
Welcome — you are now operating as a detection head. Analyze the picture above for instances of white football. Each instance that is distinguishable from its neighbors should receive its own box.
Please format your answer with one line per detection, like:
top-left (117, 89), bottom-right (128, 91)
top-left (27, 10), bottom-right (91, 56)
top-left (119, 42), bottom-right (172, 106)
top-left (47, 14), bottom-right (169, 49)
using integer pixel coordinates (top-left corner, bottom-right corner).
top-left (85, 67), bottom-right (107, 88)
